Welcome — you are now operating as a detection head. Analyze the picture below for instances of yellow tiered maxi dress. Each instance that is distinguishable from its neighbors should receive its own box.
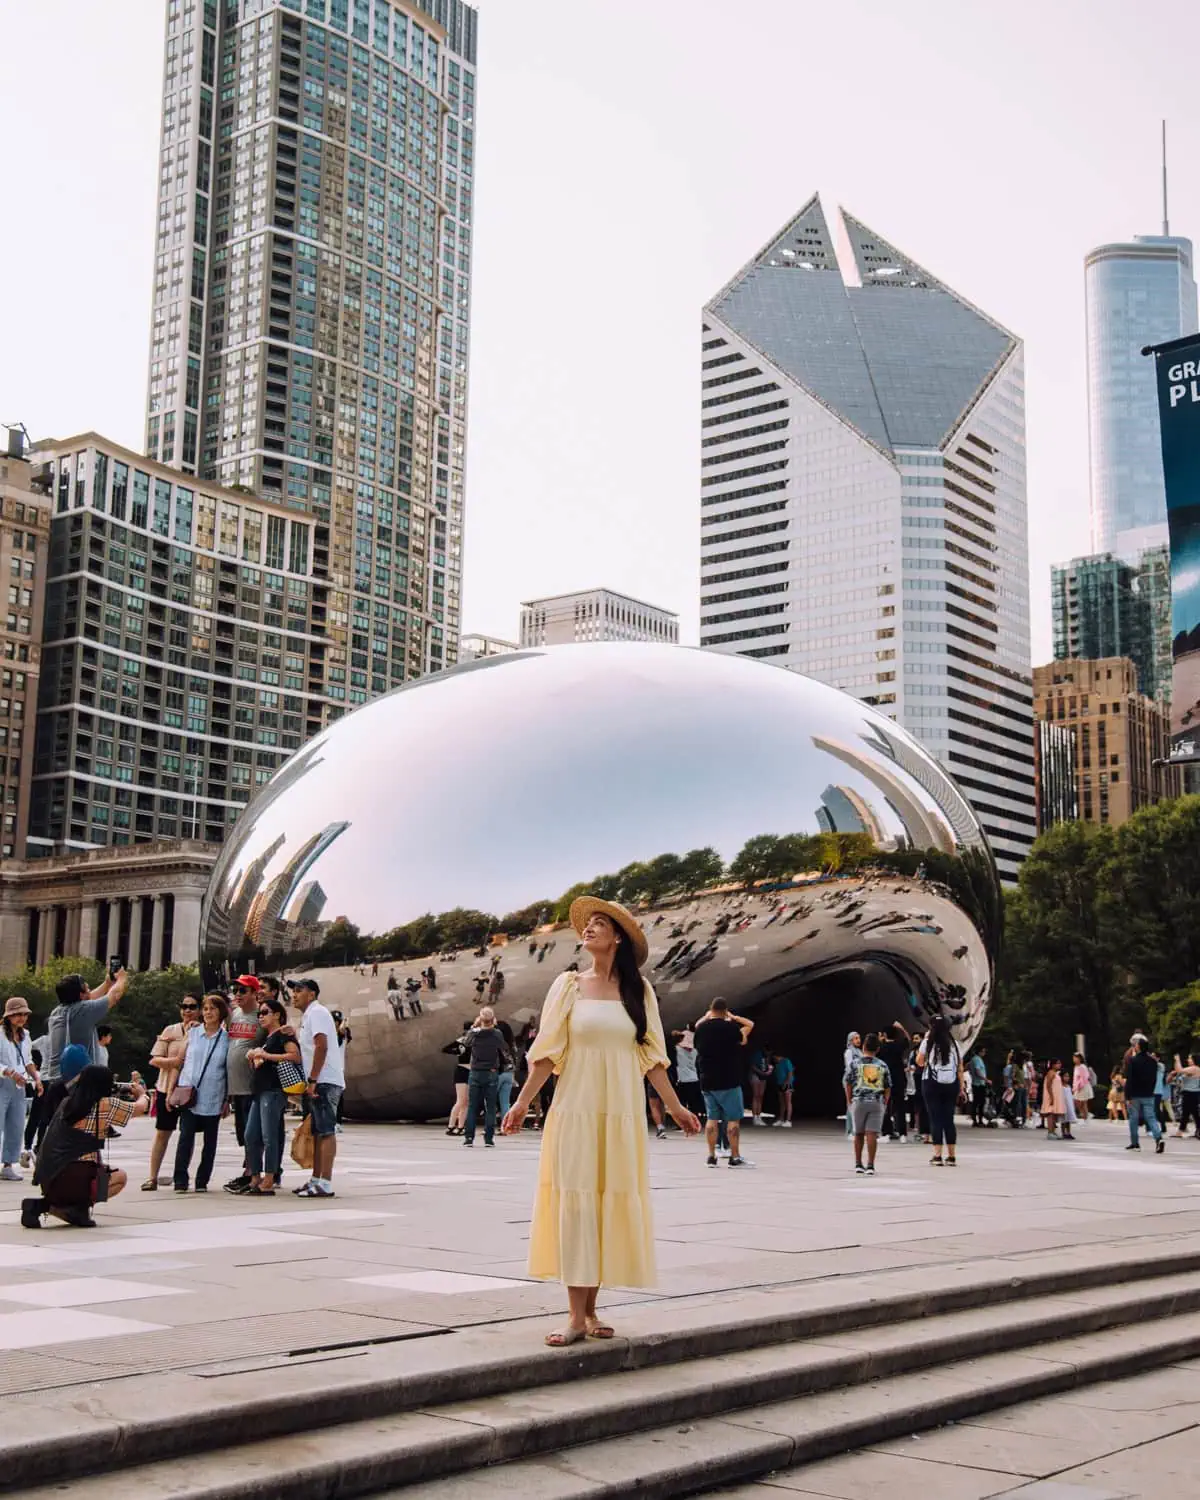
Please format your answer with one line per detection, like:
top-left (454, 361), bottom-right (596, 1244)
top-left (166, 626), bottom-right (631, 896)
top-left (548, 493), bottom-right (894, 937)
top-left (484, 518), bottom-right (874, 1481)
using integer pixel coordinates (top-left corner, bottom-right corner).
top-left (526, 971), bottom-right (669, 1288)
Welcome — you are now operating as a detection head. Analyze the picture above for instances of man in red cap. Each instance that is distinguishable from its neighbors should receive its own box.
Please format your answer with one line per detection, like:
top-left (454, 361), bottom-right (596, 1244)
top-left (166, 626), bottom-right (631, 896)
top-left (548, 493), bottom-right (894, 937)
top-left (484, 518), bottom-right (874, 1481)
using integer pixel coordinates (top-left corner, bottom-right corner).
top-left (222, 975), bottom-right (262, 1195)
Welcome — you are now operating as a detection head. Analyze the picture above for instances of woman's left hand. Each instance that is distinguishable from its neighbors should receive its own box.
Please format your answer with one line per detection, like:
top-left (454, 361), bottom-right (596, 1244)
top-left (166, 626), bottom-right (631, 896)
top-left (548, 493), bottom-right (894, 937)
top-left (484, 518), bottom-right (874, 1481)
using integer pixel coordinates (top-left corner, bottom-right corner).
top-left (669, 1105), bottom-right (702, 1136)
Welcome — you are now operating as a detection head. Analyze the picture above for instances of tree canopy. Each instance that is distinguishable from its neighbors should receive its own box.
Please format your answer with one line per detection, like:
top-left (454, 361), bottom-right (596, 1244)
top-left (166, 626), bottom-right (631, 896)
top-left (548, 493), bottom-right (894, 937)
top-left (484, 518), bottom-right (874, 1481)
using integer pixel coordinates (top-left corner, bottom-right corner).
top-left (987, 797), bottom-right (1200, 1071)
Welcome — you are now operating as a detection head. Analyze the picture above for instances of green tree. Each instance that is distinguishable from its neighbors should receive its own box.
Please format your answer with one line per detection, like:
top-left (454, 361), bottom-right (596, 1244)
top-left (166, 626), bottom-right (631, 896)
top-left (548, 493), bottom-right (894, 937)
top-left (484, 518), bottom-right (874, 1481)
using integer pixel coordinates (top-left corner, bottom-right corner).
top-left (616, 862), bottom-right (653, 906)
top-left (992, 822), bottom-right (1128, 1068)
top-left (499, 900), bottom-right (554, 936)
top-left (730, 834), bottom-right (782, 886)
top-left (676, 847), bottom-right (725, 893)
top-left (1144, 984), bottom-right (1200, 1061)
top-left (645, 852), bottom-right (684, 903)
top-left (1099, 798), bottom-right (1200, 998)
top-left (315, 917), bottom-right (364, 966)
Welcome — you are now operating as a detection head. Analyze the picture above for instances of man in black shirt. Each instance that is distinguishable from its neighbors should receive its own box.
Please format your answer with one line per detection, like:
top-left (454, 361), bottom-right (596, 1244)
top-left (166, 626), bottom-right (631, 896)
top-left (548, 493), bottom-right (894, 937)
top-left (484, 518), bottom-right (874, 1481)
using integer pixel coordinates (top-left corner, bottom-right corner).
top-left (1125, 1038), bottom-right (1164, 1153)
top-left (693, 998), bottom-right (753, 1168)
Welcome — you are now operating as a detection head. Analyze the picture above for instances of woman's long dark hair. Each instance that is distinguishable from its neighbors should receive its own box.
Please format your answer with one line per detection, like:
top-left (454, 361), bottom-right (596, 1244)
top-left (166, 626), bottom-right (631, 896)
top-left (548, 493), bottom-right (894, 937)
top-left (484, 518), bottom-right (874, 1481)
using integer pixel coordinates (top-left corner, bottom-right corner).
top-left (612, 926), bottom-right (648, 1045)
top-left (63, 1065), bottom-right (114, 1125)
top-left (927, 1016), bottom-right (953, 1068)
top-left (2, 1014), bottom-right (27, 1044)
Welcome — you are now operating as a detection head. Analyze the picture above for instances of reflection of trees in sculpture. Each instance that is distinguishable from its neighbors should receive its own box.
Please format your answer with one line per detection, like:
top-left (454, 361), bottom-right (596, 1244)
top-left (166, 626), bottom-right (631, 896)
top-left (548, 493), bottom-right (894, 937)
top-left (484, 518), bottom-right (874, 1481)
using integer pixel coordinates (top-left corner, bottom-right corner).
top-left (729, 831), bottom-right (875, 885)
top-left (246, 828), bottom-right (978, 971)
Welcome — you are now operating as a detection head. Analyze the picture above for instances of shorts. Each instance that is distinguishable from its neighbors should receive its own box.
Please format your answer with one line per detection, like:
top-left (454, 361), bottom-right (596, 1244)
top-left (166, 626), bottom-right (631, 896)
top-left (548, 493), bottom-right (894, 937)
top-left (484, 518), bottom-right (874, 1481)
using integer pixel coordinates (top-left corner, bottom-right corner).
top-left (154, 1091), bottom-right (181, 1133)
top-left (702, 1087), bottom-right (744, 1125)
top-left (849, 1097), bottom-right (886, 1134)
top-left (308, 1082), bottom-right (343, 1138)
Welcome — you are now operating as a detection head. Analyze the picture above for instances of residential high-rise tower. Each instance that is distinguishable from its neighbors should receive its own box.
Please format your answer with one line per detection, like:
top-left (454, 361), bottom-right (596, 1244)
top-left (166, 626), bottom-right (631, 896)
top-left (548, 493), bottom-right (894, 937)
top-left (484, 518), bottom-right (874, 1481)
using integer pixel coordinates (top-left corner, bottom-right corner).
top-left (700, 195), bottom-right (1034, 881)
top-left (1050, 552), bottom-right (1159, 701)
top-left (145, 0), bottom-right (477, 684)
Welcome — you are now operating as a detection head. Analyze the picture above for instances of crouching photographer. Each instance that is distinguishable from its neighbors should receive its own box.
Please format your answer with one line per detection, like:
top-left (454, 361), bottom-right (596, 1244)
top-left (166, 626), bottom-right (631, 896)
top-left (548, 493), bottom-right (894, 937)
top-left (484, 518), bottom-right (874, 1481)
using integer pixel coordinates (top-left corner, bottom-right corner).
top-left (23, 1066), bottom-right (150, 1229)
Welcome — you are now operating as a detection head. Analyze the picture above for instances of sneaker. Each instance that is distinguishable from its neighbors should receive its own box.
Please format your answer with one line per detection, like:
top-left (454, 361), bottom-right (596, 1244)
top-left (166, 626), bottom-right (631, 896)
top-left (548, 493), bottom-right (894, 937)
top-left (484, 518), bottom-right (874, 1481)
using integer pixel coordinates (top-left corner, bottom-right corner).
top-left (484, 1140), bottom-right (495, 1148)
top-left (780, 1120), bottom-right (792, 1128)
top-left (335, 1124), bottom-right (344, 1134)
top-left (751, 1116), bottom-right (764, 1127)
top-left (0, 1166), bottom-right (22, 1182)
top-left (706, 1156), bottom-right (717, 1168)
top-left (655, 1126), bottom-right (666, 1139)
top-left (855, 1164), bottom-right (866, 1175)
top-left (727, 1156), bottom-right (754, 1167)
top-left (224, 1175), bottom-right (252, 1195)
top-left (463, 1138), bottom-right (474, 1147)
top-left (899, 1134), bottom-right (909, 1143)
top-left (1156, 1139), bottom-right (1166, 1154)
top-left (865, 1164), bottom-right (876, 1175)
top-left (1125, 1144), bottom-right (1141, 1151)
top-left (771, 1120), bottom-right (786, 1128)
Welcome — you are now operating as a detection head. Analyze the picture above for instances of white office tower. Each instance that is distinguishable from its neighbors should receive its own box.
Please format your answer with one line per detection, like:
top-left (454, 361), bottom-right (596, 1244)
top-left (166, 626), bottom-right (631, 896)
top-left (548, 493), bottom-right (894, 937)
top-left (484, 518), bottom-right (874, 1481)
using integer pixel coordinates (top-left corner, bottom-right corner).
top-left (700, 195), bottom-right (1034, 881)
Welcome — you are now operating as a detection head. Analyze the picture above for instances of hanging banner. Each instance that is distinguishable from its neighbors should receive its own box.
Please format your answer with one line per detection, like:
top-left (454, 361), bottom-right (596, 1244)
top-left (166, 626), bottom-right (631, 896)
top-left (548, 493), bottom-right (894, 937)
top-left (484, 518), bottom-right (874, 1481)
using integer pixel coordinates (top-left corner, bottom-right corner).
top-left (1148, 332), bottom-right (1200, 757)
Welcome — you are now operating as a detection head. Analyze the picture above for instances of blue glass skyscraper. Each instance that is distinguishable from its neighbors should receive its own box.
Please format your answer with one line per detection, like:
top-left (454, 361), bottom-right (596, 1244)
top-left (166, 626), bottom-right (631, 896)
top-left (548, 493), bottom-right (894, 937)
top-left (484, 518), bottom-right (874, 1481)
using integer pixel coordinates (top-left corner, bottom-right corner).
top-left (1086, 234), bottom-right (1197, 558)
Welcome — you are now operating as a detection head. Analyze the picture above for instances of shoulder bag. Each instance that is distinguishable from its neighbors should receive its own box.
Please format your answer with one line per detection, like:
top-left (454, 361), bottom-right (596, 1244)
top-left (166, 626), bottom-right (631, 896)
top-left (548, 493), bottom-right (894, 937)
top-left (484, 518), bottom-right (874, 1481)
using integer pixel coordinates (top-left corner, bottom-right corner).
top-left (168, 1030), bottom-right (220, 1111)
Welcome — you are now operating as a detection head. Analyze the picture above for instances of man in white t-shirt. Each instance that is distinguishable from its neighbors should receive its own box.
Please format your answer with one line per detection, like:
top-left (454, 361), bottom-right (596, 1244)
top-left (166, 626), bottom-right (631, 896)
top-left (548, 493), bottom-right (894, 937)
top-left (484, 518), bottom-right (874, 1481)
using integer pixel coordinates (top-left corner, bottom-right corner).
top-left (288, 978), bottom-right (344, 1198)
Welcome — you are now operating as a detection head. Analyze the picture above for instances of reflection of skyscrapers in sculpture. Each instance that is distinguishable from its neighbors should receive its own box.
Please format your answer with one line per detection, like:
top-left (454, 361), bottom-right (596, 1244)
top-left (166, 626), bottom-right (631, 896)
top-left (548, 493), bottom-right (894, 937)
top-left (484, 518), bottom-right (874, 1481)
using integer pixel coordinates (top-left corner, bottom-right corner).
top-left (287, 881), bottom-right (327, 927)
top-left (816, 785), bottom-right (887, 845)
top-left (242, 822), bottom-right (349, 954)
top-left (866, 724), bottom-right (985, 853)
top-left (812, 736), bottom-right (953, 854)
top-left (208, 832), bottom-right (287, 952)
top-left (700, 194), bottom-right (1034, 883)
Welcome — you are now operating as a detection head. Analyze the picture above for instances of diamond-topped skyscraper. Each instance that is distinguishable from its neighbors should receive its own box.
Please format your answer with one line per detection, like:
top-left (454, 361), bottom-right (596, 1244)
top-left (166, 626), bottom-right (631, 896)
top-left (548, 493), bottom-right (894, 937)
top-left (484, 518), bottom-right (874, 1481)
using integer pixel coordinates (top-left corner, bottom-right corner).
top-left (700, 195), bottom-right (1034, 880)
top-left (145, 0), bottom-right (477, 684)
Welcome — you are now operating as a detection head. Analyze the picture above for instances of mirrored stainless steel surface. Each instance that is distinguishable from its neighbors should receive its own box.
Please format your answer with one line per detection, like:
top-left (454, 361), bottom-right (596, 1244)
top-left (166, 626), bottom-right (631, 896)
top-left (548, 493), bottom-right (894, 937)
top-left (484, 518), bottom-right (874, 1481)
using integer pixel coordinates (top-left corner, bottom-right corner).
top-left (200, 644), bottom-right (1000, 1119)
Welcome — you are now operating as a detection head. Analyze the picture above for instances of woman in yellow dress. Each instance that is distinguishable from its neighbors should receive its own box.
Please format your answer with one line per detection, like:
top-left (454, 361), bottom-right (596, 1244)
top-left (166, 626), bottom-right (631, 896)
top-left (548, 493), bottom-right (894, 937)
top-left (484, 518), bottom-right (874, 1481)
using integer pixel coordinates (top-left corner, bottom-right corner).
top-left (502, 896), bottom-right (700, 1346)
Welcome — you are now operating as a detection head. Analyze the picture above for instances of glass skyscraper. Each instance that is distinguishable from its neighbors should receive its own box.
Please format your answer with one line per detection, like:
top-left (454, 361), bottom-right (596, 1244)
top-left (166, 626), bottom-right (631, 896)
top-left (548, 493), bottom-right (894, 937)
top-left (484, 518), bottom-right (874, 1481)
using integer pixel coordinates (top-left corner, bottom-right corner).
top-left (145, 0), bottom-right (476, 685)
top-left (700, 195), bottom-right (1034, 881)
top-left (1050, 552), bottom-right (1160, 702)
top-left (1086, 234), bottom-right (1197, 559)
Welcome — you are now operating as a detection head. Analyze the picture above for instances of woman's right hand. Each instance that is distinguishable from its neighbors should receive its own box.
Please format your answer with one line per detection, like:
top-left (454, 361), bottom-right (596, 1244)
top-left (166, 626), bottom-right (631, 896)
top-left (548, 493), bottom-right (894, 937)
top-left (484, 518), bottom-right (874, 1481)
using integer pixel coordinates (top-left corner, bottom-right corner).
top-left (501, 1102), bottom-right (528, 1135)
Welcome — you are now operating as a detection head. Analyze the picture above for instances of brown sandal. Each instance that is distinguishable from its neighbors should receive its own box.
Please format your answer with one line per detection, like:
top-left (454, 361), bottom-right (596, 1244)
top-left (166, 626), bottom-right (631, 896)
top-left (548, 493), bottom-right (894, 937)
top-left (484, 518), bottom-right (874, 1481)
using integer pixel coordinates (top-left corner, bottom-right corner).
top-left (585, 1319), bottom-right (615, 1339)
top-left (544, 1326), bottom-right (587, 1347)
top-left (140, 1179), bottom-right (158, 1191)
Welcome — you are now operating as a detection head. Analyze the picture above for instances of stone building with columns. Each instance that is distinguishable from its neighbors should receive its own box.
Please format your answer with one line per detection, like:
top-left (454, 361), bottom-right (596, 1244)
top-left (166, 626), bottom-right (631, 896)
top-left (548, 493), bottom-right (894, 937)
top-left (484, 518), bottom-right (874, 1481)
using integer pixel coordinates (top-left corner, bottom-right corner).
top-left (0, 839), bottom-right (217, 974)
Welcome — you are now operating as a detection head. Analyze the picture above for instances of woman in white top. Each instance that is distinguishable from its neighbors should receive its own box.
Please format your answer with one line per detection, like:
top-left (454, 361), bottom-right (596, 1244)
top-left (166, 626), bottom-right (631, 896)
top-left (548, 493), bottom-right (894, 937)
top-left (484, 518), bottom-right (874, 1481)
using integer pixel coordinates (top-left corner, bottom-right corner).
top-left (916, 1016), bottom-right (963, 1166)
top-left (0, 997), bottom-right (40, 1181)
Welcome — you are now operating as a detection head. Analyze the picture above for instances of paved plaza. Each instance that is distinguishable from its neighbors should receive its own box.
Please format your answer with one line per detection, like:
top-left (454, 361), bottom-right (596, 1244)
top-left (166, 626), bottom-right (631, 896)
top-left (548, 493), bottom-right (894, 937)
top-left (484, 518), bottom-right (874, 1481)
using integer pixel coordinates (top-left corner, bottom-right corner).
top-left (0, 1118), bottom-right (1195, 1493)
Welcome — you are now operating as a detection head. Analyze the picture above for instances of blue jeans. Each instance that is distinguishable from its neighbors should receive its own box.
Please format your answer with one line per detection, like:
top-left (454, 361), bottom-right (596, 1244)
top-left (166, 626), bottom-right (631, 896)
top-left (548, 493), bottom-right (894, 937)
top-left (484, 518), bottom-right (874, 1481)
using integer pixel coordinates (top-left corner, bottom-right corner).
top-left (498, 1071), bottom-right (514, 1118)
top-left (0, 1081), bottom-right (24, 1164)
top-left (465, 1070), bottom-right (498, 1143)
top-left (1128, 1096), bottom-right (1161, 1145)
top-left (245, 1091), bottom-right (287, 1178)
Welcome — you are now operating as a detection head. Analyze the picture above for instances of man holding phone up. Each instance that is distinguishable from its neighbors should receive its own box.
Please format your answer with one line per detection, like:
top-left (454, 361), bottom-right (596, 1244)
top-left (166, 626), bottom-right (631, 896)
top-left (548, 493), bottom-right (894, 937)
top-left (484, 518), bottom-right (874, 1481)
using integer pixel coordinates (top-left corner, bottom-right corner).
top-left (46, 962), bottom-right (128, 1081)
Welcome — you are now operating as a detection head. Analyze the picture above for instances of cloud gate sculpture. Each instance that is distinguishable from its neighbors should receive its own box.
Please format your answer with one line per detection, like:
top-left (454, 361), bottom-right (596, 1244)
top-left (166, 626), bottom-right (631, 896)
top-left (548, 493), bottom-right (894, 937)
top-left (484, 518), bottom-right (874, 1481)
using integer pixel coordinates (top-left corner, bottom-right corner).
top-left (200, 644), bottom-right (1001, 1120)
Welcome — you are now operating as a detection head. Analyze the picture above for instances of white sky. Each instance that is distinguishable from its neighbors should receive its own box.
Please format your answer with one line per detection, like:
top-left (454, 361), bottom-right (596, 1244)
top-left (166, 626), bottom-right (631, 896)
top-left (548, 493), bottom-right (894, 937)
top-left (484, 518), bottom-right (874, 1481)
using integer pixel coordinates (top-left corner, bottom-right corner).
top-left (4, 0), bottom-right (1200, 662)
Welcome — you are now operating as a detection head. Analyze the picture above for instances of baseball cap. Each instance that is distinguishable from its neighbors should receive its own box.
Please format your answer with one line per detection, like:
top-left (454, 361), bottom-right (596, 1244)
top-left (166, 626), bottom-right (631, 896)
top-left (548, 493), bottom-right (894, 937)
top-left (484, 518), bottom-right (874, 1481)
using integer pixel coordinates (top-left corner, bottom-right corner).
top-left (233, 975), bottom-right (262, 992)
top-left (287, 977), bottom-right (321, 997)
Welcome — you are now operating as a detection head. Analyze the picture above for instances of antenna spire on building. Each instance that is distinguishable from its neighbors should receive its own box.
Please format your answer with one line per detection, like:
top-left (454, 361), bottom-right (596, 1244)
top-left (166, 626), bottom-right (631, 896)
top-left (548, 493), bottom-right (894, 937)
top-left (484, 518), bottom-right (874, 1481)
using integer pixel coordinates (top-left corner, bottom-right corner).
top-left (1162, 119), bottom-right (1170, 236)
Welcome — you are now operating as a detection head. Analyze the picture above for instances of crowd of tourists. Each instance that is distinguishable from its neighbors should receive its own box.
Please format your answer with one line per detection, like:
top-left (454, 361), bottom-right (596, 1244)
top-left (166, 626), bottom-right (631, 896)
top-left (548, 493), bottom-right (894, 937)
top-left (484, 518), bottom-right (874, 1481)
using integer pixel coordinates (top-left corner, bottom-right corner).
top-left (0, 968), bottom-right (352, 1228)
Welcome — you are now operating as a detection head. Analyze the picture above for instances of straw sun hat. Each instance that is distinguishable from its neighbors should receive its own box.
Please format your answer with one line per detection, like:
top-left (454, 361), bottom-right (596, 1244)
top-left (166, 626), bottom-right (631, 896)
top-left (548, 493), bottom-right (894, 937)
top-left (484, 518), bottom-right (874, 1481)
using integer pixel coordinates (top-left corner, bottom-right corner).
top-left (568, 897), bottom-right (649, 968)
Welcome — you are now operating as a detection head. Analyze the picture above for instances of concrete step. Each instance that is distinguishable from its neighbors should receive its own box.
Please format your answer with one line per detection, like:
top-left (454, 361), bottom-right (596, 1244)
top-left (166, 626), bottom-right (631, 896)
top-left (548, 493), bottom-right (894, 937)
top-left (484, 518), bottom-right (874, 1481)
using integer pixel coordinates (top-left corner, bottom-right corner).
top-left (5, 1238), bottom-right (1199, 1493)
top-left (390, 1314), bottom-right (1200, 1499)
top-left (11, 1267), bottom-right (1200, 1499)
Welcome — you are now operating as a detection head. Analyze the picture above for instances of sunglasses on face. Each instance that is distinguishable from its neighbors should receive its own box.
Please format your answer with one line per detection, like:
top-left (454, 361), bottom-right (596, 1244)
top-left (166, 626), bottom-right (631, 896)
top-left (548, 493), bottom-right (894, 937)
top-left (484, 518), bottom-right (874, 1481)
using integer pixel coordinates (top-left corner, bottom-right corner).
top-left (180, 1003), bottom-right (199, 1012)
top-left (256, 1007), bottom-right (271, 1016)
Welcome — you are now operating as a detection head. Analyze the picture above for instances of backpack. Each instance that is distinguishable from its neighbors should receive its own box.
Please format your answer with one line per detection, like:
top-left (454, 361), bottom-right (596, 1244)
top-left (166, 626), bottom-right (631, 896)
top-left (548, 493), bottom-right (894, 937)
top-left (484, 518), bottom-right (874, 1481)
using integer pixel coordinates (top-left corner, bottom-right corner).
top-left (924, 1042), bottom-right (959, 1086)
